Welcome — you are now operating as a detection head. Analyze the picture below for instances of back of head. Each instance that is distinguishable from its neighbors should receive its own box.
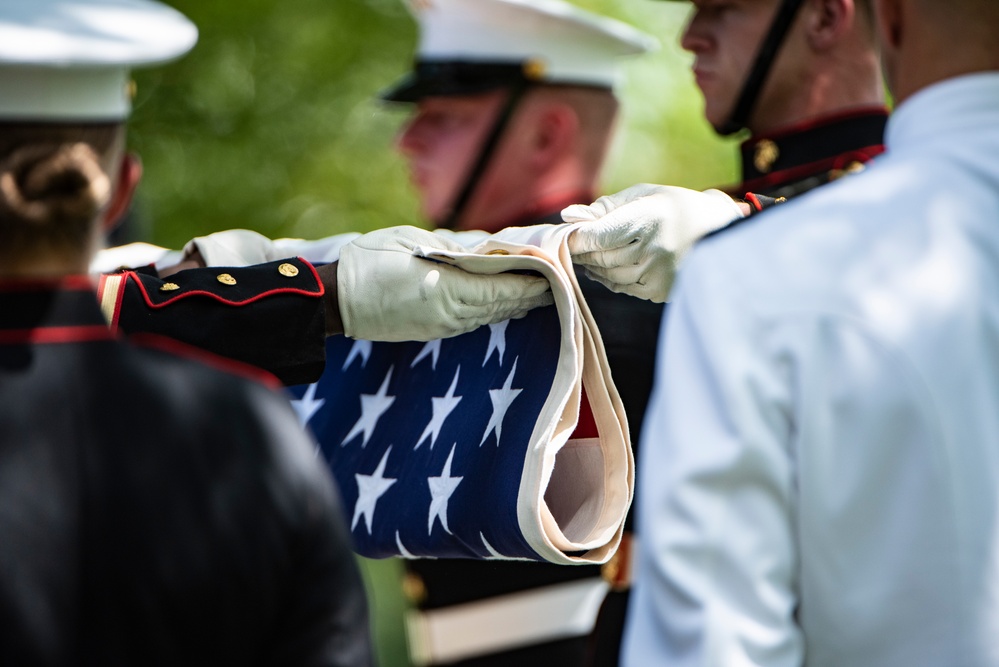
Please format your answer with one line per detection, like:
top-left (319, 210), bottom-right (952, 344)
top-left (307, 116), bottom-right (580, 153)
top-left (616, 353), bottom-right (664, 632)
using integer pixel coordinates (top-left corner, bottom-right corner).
top-left (0, 0), bottom-right (196, 271)
top-left (0, 124), bottom-right (122, 264)
top-left (913, 0), bottom-right (999, 47)
top-left (879, 0), bottom-right (999, 104)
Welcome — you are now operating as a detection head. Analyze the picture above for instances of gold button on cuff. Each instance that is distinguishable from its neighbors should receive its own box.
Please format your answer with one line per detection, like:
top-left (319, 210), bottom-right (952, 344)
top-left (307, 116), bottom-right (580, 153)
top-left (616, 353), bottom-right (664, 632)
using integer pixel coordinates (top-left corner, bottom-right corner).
top-left (159, 282), bottom-right (180, 292)
top-left (216, 273), bottom-right (237, 286)
top-left (486, 249), bottom-right (510, 256)
top-left (278, 262), bottom-right (299, 277)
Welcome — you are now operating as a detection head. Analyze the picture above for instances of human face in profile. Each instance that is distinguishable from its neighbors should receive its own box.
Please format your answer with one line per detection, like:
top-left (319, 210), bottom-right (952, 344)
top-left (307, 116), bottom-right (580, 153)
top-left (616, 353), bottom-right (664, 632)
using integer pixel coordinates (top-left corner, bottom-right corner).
top-left (680, 0), bottom-right (792, 133)
top-left (395, 91), bottom-right (508, 227)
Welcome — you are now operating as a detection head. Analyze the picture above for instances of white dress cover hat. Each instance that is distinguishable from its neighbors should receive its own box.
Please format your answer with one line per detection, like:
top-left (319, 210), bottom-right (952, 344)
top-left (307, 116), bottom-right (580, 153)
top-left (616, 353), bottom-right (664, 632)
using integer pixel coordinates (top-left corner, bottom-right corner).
top-left (382, 0), bottom-right (657, 102)
top-left (0, 0), bottom-right (197, 121)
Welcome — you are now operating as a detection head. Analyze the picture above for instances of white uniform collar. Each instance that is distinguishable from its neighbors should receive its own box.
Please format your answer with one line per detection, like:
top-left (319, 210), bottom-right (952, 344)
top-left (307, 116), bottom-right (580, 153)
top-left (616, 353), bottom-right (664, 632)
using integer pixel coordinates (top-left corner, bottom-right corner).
top-left (886, 71), bottom-right (999, 153)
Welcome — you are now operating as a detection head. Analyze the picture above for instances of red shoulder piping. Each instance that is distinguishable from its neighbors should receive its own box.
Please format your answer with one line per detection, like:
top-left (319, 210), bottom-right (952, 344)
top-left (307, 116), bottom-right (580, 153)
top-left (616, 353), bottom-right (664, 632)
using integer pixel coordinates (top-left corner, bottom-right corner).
top-left (0, 325), bottom-right (115, 345)
top-left (127, 332), bottom-right (282, 390)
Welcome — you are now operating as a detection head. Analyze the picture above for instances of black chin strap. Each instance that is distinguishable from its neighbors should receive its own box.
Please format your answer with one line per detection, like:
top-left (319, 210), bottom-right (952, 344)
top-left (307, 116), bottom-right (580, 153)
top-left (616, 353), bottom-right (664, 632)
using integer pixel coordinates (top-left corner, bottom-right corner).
top-left (439, 81), bottom-right (531, 230)
top-left (718, 0), bottom-right (807, 136)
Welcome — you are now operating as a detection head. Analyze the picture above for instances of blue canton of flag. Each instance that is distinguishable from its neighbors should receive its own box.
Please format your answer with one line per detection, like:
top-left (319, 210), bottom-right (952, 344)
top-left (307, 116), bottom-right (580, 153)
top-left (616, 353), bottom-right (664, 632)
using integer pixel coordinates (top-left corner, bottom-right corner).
top-left (287, 304), bottom-right (561, 561)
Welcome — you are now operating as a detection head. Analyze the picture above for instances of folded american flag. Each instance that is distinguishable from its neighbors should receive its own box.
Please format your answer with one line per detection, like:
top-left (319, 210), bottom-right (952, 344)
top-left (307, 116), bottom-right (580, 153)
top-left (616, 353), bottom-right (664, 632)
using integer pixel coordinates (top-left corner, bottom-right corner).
top-left (289, 304), bottom-right (564, 560)
top-left (289, 228), bottom-right (632, 565)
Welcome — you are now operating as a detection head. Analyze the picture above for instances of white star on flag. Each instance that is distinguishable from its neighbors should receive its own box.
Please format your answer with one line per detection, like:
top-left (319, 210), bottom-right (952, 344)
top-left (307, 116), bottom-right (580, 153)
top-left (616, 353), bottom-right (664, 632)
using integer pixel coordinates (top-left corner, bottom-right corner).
top-left (415, 367), bottom-right (463, 451)
top-left (411, 339), bottom-right (442, 370)
top-left (290, 382), bottom-right (325, 426)
top-left (294, 298), bottom-right (566, 561)
top-left (395, 530), bottom-right (417, 558)
top-left (482, 320), bottom-right (509, 366)
top-left (352, 446), bottom-right (398, 533)
top-left (480, 358), bottom-right (522, 447)
top-left (480, 532), bottom-right (532, 561)
top-left (428, 444), bottom-right (463, 535)
top-left (343, 339), bottom-right (373, 370)
top-left (342, 367), bottom-right (396, 447)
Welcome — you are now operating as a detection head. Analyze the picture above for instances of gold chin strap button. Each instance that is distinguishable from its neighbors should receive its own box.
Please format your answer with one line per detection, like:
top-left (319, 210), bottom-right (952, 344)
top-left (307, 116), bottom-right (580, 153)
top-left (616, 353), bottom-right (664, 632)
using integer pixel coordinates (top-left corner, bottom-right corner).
top-left (159, 282), bottom-right (180, 292)
top-left (753, 139), bottom-right (780, 174)
top-left (278, 262), bottom-right (300, 278)
top-left (216, 273), bottom-right (237, 286)
top-left (523, 58), bottom-right (547, 81)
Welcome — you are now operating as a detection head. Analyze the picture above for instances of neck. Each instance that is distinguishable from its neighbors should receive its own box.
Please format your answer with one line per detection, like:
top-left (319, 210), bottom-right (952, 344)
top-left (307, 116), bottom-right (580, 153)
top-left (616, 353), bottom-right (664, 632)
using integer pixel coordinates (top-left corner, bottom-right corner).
top-left (0, 256), bottom-right (91, 280)
top-left (751, 52), bottom-right (885, 135)
top-left (0, 235), bottom-right (96, 280)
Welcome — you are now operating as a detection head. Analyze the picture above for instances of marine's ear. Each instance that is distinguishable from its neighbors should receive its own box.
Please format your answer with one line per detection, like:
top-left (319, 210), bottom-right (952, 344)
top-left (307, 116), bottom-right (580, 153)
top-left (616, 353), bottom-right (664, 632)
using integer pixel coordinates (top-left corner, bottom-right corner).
top-left (529, 102), bottom-right (579, 172)
top-left (102, 152), bottom-right (142, 233)
top-left (806, 0), bottom-right (855, 51)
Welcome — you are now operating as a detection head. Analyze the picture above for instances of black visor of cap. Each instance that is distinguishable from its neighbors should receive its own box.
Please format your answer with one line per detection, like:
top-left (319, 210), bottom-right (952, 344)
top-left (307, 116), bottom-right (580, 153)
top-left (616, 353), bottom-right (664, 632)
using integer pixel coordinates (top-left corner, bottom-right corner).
top-left (380, 60), bottom-right (536, 103)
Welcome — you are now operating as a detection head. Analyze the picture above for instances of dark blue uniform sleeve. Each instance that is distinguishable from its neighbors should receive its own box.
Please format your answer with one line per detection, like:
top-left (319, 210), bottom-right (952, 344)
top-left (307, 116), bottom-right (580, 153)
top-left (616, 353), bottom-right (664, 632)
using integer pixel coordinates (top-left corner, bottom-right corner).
top-left (98, 257), bottom-right (328, 386)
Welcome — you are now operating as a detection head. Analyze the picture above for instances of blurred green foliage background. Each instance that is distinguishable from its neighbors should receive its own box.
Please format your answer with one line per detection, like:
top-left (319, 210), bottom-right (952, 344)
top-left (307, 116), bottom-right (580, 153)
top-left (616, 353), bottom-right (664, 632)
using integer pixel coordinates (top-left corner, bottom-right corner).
top-left (126, 1), bottom-right (744, 664)
top-left (126, 0), bottom-right (740, 249)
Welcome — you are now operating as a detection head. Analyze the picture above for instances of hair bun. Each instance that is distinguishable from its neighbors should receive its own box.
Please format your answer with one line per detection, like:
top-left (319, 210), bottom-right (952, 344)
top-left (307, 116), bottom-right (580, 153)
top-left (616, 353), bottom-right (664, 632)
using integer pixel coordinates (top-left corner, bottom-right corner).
top-left (0, 142), bottom-right (112, 226)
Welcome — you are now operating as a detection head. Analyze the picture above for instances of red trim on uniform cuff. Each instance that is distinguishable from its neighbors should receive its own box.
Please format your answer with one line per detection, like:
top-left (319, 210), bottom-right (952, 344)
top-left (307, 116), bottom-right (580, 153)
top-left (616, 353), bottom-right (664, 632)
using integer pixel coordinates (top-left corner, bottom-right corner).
top-left (744, 193), bottom-right (764, 213)
top-left (302, 257), bottom-right (324, 296)
top-left (111, 275), bottom-right (126, 328)
top-left (96, 273), bottom-right (128, 332)
top-left (126, 257), bottom-right (324, 309)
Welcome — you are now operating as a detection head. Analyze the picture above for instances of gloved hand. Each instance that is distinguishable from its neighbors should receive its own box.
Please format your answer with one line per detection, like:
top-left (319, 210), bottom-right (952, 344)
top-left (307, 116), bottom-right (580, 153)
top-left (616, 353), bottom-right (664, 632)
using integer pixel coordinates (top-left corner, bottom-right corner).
top-left (563, 184), bottom-right (744, 303)
top-left (336, 225), bottom-right (554, 341)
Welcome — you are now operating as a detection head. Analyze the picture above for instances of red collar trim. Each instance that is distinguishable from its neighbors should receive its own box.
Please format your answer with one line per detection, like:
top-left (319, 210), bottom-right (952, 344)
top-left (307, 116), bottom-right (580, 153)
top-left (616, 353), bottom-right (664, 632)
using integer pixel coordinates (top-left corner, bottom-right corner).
top-left (735, 143), bottom-right (886, 196)
top-left (129, 333), bottom-right (281, 390)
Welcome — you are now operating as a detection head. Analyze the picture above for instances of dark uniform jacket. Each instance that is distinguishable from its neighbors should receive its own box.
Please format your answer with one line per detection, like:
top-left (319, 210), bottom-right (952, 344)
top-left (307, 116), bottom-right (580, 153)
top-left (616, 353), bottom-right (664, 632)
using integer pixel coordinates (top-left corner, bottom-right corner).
top-left (0, 277), bottom-right (371, 667)
top-left (733, 106), bottom-right (888, 200)
top-left (100, 257), bottom-right (328, 386)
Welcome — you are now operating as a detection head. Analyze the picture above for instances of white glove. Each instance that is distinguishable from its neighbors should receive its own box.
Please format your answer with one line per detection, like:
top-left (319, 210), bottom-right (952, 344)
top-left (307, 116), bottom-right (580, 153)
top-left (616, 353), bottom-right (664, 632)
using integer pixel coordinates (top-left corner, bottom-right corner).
top-left (563, 184), bottom-right (744, 303)
top-left (337, 226), bottom-right (554, 342)
top-left (184, 229), bottom-right (281, 266)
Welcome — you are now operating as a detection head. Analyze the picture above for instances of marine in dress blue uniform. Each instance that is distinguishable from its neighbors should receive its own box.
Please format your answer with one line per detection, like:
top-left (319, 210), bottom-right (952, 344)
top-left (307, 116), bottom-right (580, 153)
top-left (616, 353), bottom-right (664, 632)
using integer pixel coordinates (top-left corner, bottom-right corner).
top-left (0, 2), bottom-right (372, 664)
top-left (675, 0), bottom-right (888, 210)
top-left (378, 2), bottom-right (661, 665)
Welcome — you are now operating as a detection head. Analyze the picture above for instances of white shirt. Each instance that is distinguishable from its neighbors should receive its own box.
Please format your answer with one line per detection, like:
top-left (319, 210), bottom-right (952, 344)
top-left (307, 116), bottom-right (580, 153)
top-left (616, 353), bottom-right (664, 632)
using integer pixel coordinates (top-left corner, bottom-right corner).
top-left (623, 72), bottom-right (999, 667)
